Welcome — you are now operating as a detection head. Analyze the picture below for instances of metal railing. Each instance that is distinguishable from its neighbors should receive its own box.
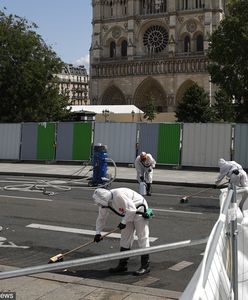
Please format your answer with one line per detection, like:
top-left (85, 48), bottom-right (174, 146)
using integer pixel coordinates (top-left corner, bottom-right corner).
top-left (0, 238), bottom-right (207, 280)
top-left (181, 185), bottom-right (248, 300)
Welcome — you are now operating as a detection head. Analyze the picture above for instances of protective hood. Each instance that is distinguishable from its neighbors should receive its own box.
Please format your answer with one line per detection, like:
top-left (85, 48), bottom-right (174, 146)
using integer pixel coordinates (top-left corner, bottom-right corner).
top-left (218, 158), bottom-right (226, 168)
top-left (93, 188), bottom-right (112, 206)
top-left (218, 158), bottom-right (230, 174)
top-left (140, 152), bottom-right (147, 161)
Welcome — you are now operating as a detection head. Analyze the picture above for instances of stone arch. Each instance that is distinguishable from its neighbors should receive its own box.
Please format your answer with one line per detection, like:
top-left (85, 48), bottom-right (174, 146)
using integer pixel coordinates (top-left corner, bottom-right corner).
top-left (183, 35), bottom-right (191, 52)
top-left (134, 77), bottom-right (167, 112)
top-left (103, 25), bottom-right (127, 57)
top-left (110, 41), bottom-right (116, 57)
top-left (193, 31), bottom-right (204, 52)
top-left (101, 85), bottom-right (126, 105)
top-left (176, 79), bottom-right (195, 104)
top-left (121, 40), bottom-right (128, 56)
top-left (117, 37), bottom-right (128, 57)
top-left (103, 26), bottom-right (125, 45)
top-left (178, 18), bottom-right (203, 37)
top-left (177, 18), bottom-right (204, 52)
top-left (137, 19), bottom-right (169, 38)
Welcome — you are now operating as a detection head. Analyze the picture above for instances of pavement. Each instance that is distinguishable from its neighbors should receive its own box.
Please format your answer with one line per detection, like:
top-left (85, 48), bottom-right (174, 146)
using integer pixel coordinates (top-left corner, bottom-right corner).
top-left (0, 162), bottom-right (219, 300)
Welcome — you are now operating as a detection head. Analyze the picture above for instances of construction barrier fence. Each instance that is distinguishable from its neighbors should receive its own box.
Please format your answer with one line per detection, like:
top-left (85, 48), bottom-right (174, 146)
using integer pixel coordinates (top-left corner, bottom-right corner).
top-left (0, 122), bottom-right (248, 167)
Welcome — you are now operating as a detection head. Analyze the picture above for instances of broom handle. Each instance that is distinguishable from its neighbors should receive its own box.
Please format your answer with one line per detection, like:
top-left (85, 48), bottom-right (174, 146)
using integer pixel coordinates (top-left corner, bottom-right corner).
top-left (187, 187), bottom-right (213, 199)
top-left (62, 227), bottom-right (119, 256)
top-left (187, 181), bottom-right (229, 199)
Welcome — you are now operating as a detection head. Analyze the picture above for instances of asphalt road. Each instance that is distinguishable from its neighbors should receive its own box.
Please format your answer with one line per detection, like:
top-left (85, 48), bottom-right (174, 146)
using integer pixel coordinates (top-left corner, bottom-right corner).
top-left (0, 175), bottom-right (220, 292)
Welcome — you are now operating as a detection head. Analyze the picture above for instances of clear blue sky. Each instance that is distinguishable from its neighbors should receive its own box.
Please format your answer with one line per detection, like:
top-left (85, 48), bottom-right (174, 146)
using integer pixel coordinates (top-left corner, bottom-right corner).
top-left (0, 0), bottom-right (92, 70)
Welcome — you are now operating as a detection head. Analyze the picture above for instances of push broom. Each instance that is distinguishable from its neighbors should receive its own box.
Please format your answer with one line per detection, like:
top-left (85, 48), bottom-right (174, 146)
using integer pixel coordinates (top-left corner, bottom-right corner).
top-left (180, 181), bottom-right (229, 203)
top-left (180, 187), bottom-right (213, 203)
top-left (48, 227), bottom-right (119, 263)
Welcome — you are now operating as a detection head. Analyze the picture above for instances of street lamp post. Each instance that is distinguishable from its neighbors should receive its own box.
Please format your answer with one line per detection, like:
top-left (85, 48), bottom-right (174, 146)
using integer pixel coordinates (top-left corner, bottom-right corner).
top-left (102, 109), bottom-right (110, 122)
top-left (131, 110), bottom-right (135, 122)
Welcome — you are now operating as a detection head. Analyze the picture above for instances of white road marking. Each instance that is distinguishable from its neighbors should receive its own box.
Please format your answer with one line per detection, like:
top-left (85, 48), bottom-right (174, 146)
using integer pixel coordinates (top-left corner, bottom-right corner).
top-left (0, 237), bottom-right (29, 249)
top-left (0, 194), bottom-right (53, 202)
top-left (153, 208), bottom-right (202, 215)
top-left (0, 179), bottom-right (37, 183)
top-left (26, 223), bottom-right (158, 242)
top-left (169, 260), bottom-right (194, 271)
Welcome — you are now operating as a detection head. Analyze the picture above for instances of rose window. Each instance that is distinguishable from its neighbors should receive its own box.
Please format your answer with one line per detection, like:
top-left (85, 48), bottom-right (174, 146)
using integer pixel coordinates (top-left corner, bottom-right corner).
top-left (143, 25), bottom-right (168, 53)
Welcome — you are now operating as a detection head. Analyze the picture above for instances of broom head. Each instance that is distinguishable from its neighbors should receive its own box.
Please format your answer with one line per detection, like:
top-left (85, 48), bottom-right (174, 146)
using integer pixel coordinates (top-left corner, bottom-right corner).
top-left (48, 253), bottom-right (64, 264)
top-left (180, 196), bottom-right (188, 203)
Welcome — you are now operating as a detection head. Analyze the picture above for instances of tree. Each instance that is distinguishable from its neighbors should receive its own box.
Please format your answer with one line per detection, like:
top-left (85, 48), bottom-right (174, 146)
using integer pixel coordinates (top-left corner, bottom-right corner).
top-left (0, 10), bottom-right (70, 122)
top-left (212, 89), bottom-right (235, 122)
top-left (207, 0), bottom-right (248, 122)
top-left (143, 97), bottom-right (156, 122)
top-left (175, 83), bottom-right (213, 122)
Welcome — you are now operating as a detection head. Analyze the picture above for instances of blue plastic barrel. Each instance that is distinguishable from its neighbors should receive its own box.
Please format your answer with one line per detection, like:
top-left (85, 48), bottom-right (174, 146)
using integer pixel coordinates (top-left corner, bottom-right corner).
top-left (92, 144), bottom-right (108, 185)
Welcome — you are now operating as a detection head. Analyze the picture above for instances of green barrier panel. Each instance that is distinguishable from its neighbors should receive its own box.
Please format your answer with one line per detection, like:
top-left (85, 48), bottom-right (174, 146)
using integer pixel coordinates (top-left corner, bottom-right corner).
top-left (37, 123), bottom-right (56, 160)
top-left (72, 123), bottom-right (92, 160)
top-left (157, 123), bottom-right (181, 164)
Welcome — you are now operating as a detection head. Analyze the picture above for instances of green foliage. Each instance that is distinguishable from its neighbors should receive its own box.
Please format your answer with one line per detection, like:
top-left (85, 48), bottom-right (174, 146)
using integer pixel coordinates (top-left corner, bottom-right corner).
top-left (0, 10), bottom-right (70, 122)
top-left (175, 83), bottom-right (213, 122)
top-left (143, 97), bottom-right (157, 122)
top-left (212, 89), bottom-right (235, 122)
top-left (207, 0), bottom-right (248, 122)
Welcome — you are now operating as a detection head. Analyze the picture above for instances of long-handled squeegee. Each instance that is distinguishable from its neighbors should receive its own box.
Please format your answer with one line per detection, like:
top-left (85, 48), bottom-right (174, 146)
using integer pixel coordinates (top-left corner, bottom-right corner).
top-left (48, 227), bottom-right (119, 263)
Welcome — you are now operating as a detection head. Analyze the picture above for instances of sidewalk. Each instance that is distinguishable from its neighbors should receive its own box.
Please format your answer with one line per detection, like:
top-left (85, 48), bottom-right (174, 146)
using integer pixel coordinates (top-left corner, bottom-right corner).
top-left (0, 265), bottom-right (181, 300)
top-left (0, 162), bottom-right (218, 187)
top-left (0, 162), bottom-right (218, 299)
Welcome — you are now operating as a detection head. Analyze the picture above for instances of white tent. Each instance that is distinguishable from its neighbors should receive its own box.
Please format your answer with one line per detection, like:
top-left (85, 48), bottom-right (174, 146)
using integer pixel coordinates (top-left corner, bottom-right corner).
top-left (69, 105), bottom-right (143, 114)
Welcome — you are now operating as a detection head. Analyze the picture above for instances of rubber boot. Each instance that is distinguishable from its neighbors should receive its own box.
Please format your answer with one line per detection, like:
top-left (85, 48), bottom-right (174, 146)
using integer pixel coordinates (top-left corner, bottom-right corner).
top-left (109, 247), bottom-right (129, 273)
top-left (146, 183), bottom-right (152, 196)
top-left (133, 254), bottom-right (150, 276)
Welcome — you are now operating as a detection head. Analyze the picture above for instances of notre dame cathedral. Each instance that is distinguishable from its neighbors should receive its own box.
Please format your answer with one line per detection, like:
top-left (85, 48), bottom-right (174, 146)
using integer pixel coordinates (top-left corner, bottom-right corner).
top-left (90, 0), bottom-right (226, 119)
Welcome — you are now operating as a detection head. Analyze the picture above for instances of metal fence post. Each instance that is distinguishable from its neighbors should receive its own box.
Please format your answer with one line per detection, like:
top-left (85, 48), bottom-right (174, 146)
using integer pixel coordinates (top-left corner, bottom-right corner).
top-left (231, 184), bottom-right (238, 300)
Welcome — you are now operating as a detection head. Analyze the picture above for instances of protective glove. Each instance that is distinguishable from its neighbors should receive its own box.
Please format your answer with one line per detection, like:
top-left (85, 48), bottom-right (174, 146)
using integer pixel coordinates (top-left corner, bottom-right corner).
top-left (232, 169), bottom-right (239, 175)
top-left (117, 222), bottom-right (126, 230)
top-left (94, 234), bottom-right (102, 243)
top-left (215, 180), bottom-right (221, 186)
top-left (140, 176), bottom-right (144, 182)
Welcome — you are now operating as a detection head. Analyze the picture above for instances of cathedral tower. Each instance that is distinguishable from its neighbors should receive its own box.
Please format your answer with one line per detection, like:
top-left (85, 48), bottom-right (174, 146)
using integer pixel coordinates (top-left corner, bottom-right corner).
top-left (90, 0), bottom-right (226, 118)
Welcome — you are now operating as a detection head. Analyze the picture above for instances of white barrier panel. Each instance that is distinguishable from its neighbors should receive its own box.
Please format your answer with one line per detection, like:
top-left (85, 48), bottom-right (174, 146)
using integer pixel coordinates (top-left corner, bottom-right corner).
top-left (234, 124), bottom-right (248, 169)
top-left (237, 210), bottom-right (248, 299)
top-left (180, 187), bottom-right (248, 300)
top-left (181, 123), bottom-right (232, 167)
top-left (0, 123), bottom-right (21, 160)
top-left (94, 122), bottom-right (137, 163)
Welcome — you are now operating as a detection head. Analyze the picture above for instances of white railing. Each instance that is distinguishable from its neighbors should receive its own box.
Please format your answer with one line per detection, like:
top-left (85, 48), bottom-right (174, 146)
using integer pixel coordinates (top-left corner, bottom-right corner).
top-left (180, 185), bottom-right (248, 300)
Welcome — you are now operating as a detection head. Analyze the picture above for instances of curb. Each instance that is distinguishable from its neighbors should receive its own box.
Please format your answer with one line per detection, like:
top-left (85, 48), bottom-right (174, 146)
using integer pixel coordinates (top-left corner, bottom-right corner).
top-left (0, 264), bottom-right (181, 299)
top-left (0, 172), bottom-right (215, 189)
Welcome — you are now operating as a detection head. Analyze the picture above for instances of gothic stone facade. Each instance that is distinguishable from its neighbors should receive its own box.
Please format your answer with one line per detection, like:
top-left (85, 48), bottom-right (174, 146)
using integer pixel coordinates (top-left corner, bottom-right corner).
top-left (90, 0), bottom-right (226, 114)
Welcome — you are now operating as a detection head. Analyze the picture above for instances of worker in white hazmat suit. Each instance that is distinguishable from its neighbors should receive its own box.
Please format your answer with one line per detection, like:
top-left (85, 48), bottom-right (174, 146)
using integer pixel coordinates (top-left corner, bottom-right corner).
top-left (135, 152), bottom-right (156, 196)
top-left (93, 187), bottom-right (151, 276)
top-left (215, 158), bottom-right (248, 187)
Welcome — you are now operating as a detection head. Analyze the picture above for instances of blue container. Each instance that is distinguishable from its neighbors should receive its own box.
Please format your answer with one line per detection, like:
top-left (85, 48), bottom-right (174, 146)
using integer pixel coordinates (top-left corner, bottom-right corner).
top-left (92, 144), bottom-right (108, 185)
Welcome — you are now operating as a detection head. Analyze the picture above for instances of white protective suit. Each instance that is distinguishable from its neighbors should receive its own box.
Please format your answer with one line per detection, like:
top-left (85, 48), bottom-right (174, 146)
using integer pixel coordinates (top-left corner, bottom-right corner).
top-left (215, 158), bottom-right (248, 187)
top-left (93, 188), bottom-right (150, 249)
top-left (134, 153), bottom-right (156, 184)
